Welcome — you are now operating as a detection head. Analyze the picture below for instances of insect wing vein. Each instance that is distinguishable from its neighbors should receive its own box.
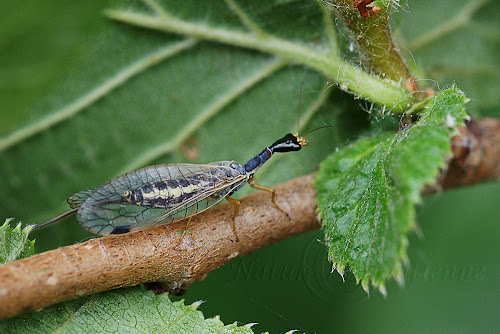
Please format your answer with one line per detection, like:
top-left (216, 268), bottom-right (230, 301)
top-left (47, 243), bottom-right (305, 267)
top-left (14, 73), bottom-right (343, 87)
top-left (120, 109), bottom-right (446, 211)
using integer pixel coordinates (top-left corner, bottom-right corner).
top-left (76, 161), bottom-right (245, 235)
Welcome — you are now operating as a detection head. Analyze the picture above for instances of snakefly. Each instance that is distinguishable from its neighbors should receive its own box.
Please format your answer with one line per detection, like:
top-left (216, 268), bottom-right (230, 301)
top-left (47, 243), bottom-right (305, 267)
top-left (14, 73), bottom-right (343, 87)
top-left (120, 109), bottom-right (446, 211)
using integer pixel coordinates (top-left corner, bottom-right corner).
top-left (34, 89), bottom-right (329, 239)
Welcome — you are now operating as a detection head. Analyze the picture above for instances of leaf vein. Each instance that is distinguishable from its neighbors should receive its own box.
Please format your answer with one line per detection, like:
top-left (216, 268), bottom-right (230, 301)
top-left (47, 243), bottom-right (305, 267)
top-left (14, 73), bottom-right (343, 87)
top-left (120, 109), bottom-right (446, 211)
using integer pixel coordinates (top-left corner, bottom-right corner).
top-left (408, 0), bottom-right (490, 50)
top-left (118, 57), bottom-right (287, 173)
top-left (0, 38), bottom-right (198, 152)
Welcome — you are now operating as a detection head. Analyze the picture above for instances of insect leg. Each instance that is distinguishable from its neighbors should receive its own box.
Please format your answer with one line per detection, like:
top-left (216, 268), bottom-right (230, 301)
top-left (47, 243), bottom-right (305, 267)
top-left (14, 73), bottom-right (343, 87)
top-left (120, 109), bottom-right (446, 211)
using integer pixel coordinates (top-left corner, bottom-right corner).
top-left (174, 216), bottom-right (193, 249)
top-left (226, 196), bottom-right (241, 242)
top-left (248, 176), bottom-right (290, 218)
top-left (174, 200), bottom-right (200, 249)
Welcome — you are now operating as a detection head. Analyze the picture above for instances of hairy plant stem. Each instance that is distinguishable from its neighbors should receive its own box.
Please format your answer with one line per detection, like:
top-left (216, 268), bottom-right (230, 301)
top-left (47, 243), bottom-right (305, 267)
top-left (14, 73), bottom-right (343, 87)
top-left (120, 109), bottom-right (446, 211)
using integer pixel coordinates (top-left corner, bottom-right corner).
top-left (327, 0), bottom-right (415, 87)
top-left (105, 9), bottom-right (414, 112)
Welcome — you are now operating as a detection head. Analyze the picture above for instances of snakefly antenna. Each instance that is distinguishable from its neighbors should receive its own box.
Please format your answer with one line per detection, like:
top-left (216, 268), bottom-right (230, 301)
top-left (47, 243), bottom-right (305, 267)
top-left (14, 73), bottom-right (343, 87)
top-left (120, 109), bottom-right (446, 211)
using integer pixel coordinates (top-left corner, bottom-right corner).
top-left (292, 82), bottom-right (332, 148)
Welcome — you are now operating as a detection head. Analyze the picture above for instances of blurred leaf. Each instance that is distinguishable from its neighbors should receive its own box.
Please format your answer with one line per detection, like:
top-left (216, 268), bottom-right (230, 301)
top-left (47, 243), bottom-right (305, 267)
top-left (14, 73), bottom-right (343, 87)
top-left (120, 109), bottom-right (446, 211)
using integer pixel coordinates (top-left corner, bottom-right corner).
top-left (314, 88), bottom-right (469, 292)
top-left (0, 286), bottom-right (257, 334)
top-left (104, 0), bottom-right (410, 109)
top-left (398, 0), bottom-right (499, 115)
top-left (0, 1), bottom-right (108, 133)
top-left (0, 218), bottom-right (35, 264)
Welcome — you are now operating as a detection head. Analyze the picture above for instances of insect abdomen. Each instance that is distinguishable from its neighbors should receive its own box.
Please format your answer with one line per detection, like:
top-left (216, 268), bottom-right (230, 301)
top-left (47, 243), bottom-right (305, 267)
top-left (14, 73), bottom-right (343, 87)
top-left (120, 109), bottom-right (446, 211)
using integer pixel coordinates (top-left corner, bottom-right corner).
top-left (124, 178), bottom-right (217, 209)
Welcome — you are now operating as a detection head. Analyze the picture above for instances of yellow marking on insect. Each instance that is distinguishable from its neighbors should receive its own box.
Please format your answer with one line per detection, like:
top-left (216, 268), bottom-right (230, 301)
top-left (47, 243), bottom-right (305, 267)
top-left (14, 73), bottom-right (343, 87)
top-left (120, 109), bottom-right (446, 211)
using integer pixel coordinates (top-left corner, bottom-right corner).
top-left (141, 188), bottom-right (173, 200)
top-left (167, 182), bottom-right (209, 199)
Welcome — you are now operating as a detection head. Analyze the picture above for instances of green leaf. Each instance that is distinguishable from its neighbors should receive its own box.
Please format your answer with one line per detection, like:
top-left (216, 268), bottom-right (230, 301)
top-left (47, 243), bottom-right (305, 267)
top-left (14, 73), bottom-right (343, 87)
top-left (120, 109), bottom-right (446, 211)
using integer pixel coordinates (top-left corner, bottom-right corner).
top-left (0, 2), bottom-right (108, 133)
top-left (103, 0), bottom-right (410, 110)
top-left (314, 88), bottom-right (469, 293)
top-left (0, 286), bottom-right (257, 334)
top-left (398, 0), bottom-right (498, 115)
top-left (0, 218), bottom-right (35, 264)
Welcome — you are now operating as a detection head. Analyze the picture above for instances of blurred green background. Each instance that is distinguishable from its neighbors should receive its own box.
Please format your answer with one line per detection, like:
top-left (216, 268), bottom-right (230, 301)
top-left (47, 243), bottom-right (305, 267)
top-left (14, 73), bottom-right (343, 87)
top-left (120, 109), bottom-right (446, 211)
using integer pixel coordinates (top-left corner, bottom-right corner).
top-left (0, 0), bottom-right (498, 333)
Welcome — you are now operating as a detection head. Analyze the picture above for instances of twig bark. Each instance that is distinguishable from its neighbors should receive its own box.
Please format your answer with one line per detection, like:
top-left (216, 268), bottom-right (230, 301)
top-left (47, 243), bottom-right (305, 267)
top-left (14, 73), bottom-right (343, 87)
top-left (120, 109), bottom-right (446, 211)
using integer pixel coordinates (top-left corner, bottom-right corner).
top-left (0, 118), bottom-right (497, 319)
top-left (423, 117), bottom-right (500, 194)
top-left (0, 174), bottom-right (320, 319)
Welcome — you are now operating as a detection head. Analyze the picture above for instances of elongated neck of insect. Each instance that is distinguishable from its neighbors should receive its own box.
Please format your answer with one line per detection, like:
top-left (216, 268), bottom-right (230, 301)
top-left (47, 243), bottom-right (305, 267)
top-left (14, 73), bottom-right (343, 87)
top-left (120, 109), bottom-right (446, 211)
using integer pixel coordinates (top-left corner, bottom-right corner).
top-left (243, 147), bottom-right (273, 174)
top-left (242, 133), bottom-right (302, 174)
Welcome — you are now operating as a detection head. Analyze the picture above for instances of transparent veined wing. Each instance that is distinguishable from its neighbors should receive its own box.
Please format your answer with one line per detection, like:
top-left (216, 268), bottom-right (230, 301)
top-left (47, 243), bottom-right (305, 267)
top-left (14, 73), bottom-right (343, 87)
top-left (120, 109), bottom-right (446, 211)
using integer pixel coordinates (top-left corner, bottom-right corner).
top-left (67, 189), bottom-right (96, 209)
top-left (71, 161), bottom-right (248, 235)
top-left (148, 176), bottom-right (248, 227)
